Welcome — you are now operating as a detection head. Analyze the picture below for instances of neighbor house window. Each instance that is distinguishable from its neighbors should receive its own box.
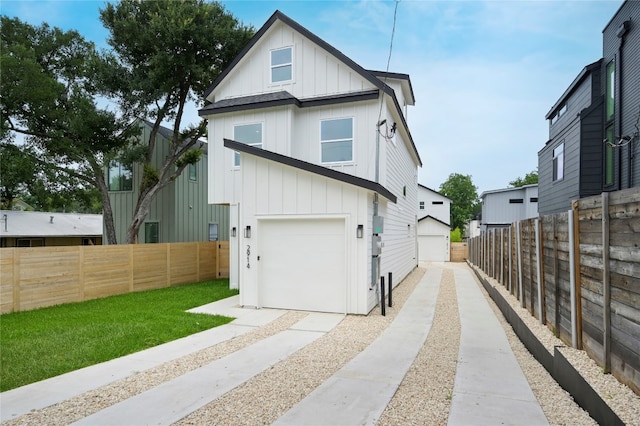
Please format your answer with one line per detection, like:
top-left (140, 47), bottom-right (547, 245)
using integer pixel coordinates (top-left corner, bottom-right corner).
top-left (233, 123), bottom-right (263, 166)
top-left (606, 60), bottom-right (615, 122)
top-left (419, 201), bottom-right (425, 210)
top-left (552, 143), bottom-right (564, 181)
top-left (145, 222), bottom-right (159, 243)
top-left (17, 238), bottom-right (43, 247)
top-left (530, 197), bottom-right (538, 203)
top-left (271, 47), bottom-right (292, 83)
top-left (321, 117), bottom-right (353, 163)
top-left (605, 125), bottom-right (614, 186)
top-left (209, 223), bottom-right (219, 241)
top-left (108, 161), bottom-right (133, 191)
top-left (188, 163), bottom-right (197, 181)
top-left (509, 198), bottom-right (524, 204)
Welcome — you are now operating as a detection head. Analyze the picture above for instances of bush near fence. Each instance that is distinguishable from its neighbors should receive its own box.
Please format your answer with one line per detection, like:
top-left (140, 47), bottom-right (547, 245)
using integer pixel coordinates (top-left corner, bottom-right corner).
top-left (0, 241), bottom-right (230, 314)
top-left (468, 187), bottom-right (640, 395)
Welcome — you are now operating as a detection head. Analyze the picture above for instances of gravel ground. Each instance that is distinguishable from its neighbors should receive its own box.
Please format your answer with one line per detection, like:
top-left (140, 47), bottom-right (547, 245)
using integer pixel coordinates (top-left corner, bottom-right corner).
top-left (4, 262), bottom-right (638, 426)
top-left (377, 267), bottom-right (460, 425)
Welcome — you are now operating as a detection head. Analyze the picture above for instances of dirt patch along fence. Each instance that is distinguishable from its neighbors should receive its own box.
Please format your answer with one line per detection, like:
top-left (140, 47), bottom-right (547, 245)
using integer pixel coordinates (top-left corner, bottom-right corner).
top-left (0, 241), bottom-right (229, 314)
top-left (468, 187), bottom-right (640, 395)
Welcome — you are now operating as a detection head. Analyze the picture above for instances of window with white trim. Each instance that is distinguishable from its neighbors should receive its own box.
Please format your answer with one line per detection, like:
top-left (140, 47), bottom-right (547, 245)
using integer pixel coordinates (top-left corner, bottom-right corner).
top-left (320, 117), bottom-right (353, 163)
top-left (271, 47), bottom-right (292, 83)
top-left (108, 161), bottom-right (133, 191)
top-left (233, 123), bottom-right (263, 166)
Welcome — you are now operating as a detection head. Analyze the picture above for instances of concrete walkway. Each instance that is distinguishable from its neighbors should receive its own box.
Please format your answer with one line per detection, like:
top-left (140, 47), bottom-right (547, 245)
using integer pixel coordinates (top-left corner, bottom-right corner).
top-left (448, 268), bottom-right (549, 426)
top-left (1, 264), bottom-right (550, 425)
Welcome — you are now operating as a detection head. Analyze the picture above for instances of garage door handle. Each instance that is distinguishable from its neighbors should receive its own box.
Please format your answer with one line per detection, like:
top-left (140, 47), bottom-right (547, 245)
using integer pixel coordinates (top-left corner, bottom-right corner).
top-left (257, 255), bottom-right (260, 261)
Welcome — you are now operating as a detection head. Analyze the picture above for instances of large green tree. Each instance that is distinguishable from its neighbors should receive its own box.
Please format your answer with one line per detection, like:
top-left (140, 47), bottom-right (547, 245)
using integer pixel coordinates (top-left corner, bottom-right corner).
top-left (99, 0), bottom-right (254, 243)
top-left (509, 170), bottom-right (538, 187)
top-left (0, 16), bottom-right (134, 242)
top-left (439, 173), bottom-right (480, 232)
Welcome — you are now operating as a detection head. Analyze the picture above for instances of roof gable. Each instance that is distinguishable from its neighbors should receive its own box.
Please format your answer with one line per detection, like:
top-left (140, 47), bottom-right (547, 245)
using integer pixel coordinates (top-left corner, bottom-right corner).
top-left (418, 214), bottom-right (450, 228)
top-left (201, 10), bottom-right (421, 166)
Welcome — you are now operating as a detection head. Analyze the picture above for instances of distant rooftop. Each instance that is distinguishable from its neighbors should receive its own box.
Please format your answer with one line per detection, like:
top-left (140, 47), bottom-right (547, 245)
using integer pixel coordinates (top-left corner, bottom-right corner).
top-left (0, 210), bottom-right (103, 237)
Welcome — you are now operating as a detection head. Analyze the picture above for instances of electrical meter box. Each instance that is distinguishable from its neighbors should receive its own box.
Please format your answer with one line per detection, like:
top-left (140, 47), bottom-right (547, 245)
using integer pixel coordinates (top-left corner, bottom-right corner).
top-left (372, 235), bottom-right (382, 256)
top-left (373, 215), bottom-right (384, 234)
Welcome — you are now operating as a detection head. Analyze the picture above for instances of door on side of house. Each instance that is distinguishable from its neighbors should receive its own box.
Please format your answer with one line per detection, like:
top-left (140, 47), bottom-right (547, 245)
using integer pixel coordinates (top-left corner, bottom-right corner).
top-left (418, 235), bottom-right (447, 262)
top-left (258, 218), bottom-right (346, 313)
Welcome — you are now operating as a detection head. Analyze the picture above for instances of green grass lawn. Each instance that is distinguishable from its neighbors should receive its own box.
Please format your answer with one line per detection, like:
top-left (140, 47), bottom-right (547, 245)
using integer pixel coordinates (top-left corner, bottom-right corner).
top-left (0, 279), bottom-right (238, 392)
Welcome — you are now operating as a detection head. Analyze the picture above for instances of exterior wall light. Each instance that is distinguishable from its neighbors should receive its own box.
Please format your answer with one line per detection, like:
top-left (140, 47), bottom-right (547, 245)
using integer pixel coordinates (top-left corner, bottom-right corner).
top-left (244, 225), bottom-right (251, 238)
top-left (357, 224), bottom-right (364, 238)
top-left (231, 227), bottom-right (237, 237)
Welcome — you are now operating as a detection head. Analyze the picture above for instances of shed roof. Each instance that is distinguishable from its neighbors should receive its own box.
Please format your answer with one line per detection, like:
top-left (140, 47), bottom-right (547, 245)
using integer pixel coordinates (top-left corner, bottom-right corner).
top-left (224, 139), bottom-right (397, 203)
top-left (0, 210), bottom-right (103, 238)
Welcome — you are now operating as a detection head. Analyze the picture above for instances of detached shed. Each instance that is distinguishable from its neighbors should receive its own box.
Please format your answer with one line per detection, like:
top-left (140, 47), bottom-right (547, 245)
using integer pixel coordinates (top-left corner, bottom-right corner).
top-left (417, 215), bottom-right (450, 262)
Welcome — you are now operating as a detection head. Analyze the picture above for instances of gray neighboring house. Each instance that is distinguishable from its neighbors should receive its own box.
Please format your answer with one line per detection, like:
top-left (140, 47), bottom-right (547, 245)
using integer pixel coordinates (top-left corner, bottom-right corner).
top-left (539, 0), bottom-right (640, 215)
top-left (106, 119), bottom-right (229, 244)
top-left (0, 210), bottom-right (103, 247)
top-left (480, 184), bottom-right (538, 232)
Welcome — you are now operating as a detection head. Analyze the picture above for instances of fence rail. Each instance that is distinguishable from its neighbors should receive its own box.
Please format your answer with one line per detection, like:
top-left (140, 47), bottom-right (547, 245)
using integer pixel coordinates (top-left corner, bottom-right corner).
top-left (469, 187), bottom-right (640, 395)
top-left (0, 241), bottom-right (229, 314)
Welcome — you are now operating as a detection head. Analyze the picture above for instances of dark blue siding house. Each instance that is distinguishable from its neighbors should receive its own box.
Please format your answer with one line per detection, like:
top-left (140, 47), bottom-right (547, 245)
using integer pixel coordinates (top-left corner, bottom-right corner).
top-left (538, 0), bottom-right (640, 215)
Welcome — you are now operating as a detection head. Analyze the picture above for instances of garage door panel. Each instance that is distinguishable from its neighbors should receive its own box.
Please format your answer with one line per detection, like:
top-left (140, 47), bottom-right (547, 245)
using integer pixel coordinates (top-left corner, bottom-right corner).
top-left (418, 235), bottom-right (446, 262)
top-left (259, 219), bottom-right (346, 313)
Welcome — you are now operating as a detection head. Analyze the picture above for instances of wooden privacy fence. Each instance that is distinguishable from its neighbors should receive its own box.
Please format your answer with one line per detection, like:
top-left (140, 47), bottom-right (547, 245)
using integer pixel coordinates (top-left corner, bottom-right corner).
top-left (469, 187), bottom-right (640, 395)
top-left (0, 241), bottom-right (230, 314)
top-left (450, 242), bottom-right (468, 262)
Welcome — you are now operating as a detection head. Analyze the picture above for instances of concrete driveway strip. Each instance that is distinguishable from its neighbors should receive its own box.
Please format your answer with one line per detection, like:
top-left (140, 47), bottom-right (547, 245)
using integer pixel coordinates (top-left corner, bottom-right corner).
top-left (274, 268), bottom-right (442, 426)
top-left (448, 268), bottom-right (549, 426)
top-left (0, 298), bottom-right (285, 423)
top-left (72, 313), bottom-right (344, 426)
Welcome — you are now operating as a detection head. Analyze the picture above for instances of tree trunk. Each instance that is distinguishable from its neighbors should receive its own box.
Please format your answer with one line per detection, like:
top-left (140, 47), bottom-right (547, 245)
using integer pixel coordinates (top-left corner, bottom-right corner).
top-left (92, 164), bottom-right (118, 245)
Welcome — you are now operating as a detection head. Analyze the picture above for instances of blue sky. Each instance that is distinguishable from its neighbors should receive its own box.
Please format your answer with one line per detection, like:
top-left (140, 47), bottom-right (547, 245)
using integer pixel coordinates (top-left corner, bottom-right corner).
top-left (1, 0), bottom-right (623, 195)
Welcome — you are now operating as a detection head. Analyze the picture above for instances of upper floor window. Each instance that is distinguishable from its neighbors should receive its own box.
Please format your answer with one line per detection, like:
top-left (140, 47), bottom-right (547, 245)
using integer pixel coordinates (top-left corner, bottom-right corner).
top-left (321, 117), bottom-right (353, 163)
top-left (419, 201), bottom-right (425, 210)
top-left (233, 123), bottom-right (263, 166)
top-left (108, 161), bottom-right (133, 191)
top-left (188, 163), bottom-right (197, 181)
top-left (271, 47), bottom-right (292, 83)
top-left (553, 143), bottom-right (564, 182)
top-left (606, 60), bottom-right (615, 122)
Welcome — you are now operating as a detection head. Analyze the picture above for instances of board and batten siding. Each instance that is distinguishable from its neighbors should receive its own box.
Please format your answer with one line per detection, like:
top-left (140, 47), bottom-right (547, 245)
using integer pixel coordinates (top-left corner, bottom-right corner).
top-left (378, 121), bottom-right (419, 292)
top-left (214, 21), bottom-right (374, 103)
top-left (237, 154), bottom-right (373, 313)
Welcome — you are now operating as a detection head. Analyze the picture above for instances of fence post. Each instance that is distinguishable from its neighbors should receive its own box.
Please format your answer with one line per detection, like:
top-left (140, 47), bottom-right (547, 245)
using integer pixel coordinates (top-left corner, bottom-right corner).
top-left (553, 215), bottom-right (560, 337)
top-left (535, 218), bottom-right (544, 324)
top-left (602, 192), bottom-right (611, 372)
top-left (568, 208), bottom-right (578, 349)
top-left (500, 228), bottom-right (504, 286)
top-left (517, 221), bottom-right (524, 307)
top-left (508, 225), bottom-right (513, 293)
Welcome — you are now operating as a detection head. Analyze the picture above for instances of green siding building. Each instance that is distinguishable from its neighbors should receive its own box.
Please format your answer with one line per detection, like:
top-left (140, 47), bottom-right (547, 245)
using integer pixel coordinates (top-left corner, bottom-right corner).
top-left (106, 120), bottom-right (229, 244)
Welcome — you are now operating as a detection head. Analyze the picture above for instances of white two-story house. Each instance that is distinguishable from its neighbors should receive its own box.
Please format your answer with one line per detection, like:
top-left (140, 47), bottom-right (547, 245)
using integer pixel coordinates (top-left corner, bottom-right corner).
top-left (199, 11), bottom-right (422, 314)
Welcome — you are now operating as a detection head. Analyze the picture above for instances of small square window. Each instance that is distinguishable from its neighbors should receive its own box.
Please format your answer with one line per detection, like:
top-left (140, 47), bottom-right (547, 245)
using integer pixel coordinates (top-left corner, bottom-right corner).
top-left (419, 201), bottom-right (425, 210)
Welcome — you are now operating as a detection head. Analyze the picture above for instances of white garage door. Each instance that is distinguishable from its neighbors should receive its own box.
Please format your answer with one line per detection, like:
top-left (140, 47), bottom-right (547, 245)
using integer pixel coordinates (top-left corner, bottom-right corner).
top-left (418, 235), bottom-right (447, 262)
top-left (259, 218), bottom-right (346, 313)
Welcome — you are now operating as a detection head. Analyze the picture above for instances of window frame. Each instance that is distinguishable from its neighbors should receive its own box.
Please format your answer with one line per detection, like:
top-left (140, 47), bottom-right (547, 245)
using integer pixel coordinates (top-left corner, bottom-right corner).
top-left (108, 161), bottom-right (133, 192)
top-left (270, 46), bottom-right (293, 84)
top-left (552, 142), bottom-right (564, 182)
top-left (233, 122), bottom-right (263, 167)
top-left (320, 117), bottom-right (354, 164)
top-left (419, 201), bottom-right (425, 210)
top-left (606, 60), bottom-right (615, 122)
top-left (208, 223), bottom-right (219, 241)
